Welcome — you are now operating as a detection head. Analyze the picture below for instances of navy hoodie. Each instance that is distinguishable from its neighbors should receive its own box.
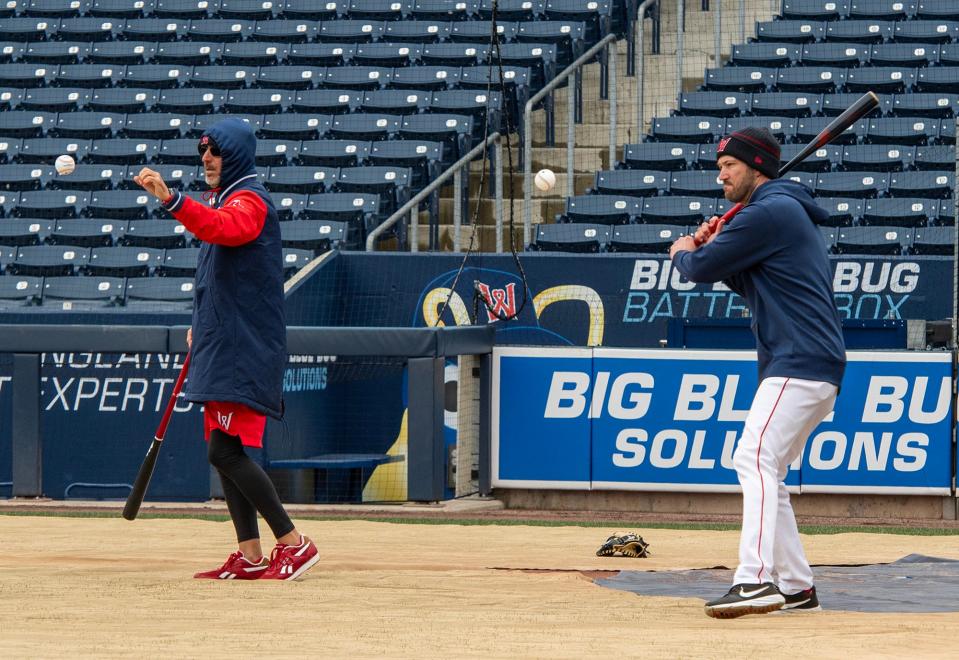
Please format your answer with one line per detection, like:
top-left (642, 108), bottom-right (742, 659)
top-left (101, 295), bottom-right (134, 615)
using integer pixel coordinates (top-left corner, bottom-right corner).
top-left (672, 179), bottom-right (846, 386)
top-left (162, 118), bottom-right (286, 417)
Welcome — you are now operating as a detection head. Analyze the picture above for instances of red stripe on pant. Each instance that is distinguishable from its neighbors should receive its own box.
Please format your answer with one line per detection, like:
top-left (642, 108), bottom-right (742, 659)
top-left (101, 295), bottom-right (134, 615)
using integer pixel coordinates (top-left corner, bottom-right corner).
top-left (755, 378), bottom-right (790, 583)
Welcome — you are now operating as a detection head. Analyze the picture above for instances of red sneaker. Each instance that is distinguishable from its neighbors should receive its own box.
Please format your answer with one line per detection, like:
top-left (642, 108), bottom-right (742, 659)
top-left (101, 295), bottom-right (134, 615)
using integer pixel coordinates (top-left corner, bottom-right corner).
top-left (193, 551), bottom-right (268, 580)
top-left (261, 536), bottom-right (319, 581)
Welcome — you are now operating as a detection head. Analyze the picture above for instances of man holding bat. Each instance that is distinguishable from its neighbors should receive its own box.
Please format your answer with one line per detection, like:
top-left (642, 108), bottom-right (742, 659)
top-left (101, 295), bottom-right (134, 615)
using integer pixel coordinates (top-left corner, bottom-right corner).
top-left (134, 118), bottom-right (319, 581)
top-left (669, 127), bottom-right (846, 618)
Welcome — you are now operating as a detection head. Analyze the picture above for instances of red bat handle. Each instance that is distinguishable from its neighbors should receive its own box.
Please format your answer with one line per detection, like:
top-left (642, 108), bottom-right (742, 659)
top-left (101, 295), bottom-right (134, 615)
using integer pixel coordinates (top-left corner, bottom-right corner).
top-left (156, 352), bottom-right (191, 441)
top-left (694, 202), bottom-right (744, 245)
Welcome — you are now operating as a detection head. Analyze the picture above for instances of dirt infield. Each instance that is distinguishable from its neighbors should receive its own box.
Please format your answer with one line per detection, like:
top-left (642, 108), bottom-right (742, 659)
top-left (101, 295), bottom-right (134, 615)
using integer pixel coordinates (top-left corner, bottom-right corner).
top-left (1, 514), bottom-right (958, 659)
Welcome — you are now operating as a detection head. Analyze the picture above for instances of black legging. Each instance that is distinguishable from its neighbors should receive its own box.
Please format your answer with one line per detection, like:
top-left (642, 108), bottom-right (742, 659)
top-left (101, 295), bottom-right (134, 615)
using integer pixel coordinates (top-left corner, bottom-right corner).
top-left (207, 429), bottom-right (295, 544)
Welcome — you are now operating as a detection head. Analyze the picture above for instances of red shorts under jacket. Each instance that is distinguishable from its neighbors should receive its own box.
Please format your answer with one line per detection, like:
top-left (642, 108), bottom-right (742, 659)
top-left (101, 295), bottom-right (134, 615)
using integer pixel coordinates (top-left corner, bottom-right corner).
top-left (203, 401), bottom-right (267, 448)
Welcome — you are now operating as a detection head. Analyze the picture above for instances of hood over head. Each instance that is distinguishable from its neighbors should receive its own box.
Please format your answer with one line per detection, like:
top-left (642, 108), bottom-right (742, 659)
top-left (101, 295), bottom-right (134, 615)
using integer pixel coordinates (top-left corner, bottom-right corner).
top-left (201, 118), bottom-right (257, 190)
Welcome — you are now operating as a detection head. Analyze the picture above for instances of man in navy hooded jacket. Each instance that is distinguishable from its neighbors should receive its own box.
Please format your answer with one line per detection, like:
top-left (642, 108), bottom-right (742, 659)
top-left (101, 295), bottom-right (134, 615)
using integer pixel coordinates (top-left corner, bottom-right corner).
top-left (135, 118), bottom-right (319, 581)
top-left (669, 127), bottom-right (846, 619)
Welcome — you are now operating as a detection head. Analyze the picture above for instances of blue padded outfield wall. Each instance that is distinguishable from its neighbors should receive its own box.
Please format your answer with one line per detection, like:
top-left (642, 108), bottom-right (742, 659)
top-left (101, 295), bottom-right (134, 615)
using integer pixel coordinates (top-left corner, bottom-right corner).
top-left (492, 347), bottom-right (954, 495)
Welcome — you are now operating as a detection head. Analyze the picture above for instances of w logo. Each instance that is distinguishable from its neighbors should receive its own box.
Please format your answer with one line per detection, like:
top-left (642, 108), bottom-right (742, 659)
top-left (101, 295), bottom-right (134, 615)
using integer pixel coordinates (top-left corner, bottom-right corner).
top-left (717, 137), bottom-right (730, 153)
top-left (476, 282), bottom-right (517, 323)
top-left (217, 411), bottom-right (234, 430)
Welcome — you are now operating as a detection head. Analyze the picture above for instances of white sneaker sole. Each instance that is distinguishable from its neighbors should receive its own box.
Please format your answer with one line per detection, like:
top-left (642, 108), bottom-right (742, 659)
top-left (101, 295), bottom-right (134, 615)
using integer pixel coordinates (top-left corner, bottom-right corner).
top-left (705, 595), bottom-right (785, 619)
top-left (283, 551), bottom-right (320, 581)
top-left (778, 604), bottom-right (823, 613)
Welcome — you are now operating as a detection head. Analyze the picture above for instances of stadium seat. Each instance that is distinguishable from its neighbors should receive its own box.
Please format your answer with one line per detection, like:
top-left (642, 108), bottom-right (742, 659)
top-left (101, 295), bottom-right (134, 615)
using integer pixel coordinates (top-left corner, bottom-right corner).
top-left (291, 89), bottom-right (359, 114)
top-left (818, 226), bottom-right (838, 251)
top-left (846, 67), bottom-right (916, 95)
top-left (0, 218), bottom-right (50, 246)
top-left (755, 21), bottom-right (825, 43)
top-left (154, 0), bottom-right (214, 19)
top-left (302, 193), bottom-right (379, 241)
top-left (824, 20), bottom-right (893, 44)
top-left (156, 88), bottom-right (225, 114)
top-left (590, 170), bottom-right (667, 198)
top-left (910, 226), bottom-right (954, 255)
top-left (619, 142), bottom-right (694, 171)
top-left (702, 67), bottom-right (775, 93)
top-left (0, 43), bottom-right (25, 64)
top-left (775, 67), bottom-right (845, 94)
top-left (450, 19), bottom-right (516, 43)
top-left (545, 0), bottom-right (619, 41)
top-left (382, 20), bottom-right (451, 43)
top-left (840, 145), bottom-right (913, 172)
top-left (86, 245), bottom-right (163, 277)
top-left (650, 117), bottom-right (725, 143)
top-left (916, 0), bottom-right (959, 21)
top-left (322, 66), bottom-right (390, 91)
top-left (25, 41), bottom-right (90, 65)
top-left (781, 0), bottom-right (849, 21)
top-left (90, 87), bottom-right (159, 113)
top-left (53, 112), bottom-right (124, 140)
top-left (938, 119), bottom-right (954, 145)
top-left (0, 140), bottom-right (21, 165)
top-left (937, 44), bottom-right (959, 67)
top-left (749, 92), bottom-right (821, 118)
top-left (154, 42), bottom-right (220, 66)
top-left (122, 113), bottom-right (193, 140)
top-left (0, 274), bottom-right (41, 306)
top-left (51, 164), bottom-right (123, 191)
top-left (280, 218), bottom-right (349, 251)
top-left (0, 63), bottom-right (57, 88)
top-left (390, 65), bottom-right (460, 91)
top-left (367, 140), bottom-right (443, 188)
top-left (608, 224), bottom-right (685, 254)
top-left (281, 247), bottom-right (315, 276)
top-left (221, 42), bottom-right (288, 67)
top-left (782, 171), bottom-right (818, 191)
top-left (668, 171), bottom-right (724, 198)
top-left (892, 21), bottom-right (959, 44)
top-left (888, 171), bottom-right (953, 199)
top-left (121, 219), bottom-right (192, 248)
top-left (24, 0), bottom-right (92, 18)
top-left (891, 93), bottom-right (959, 118)
top-left (420, 42), bottom-right (486, 67)
top-left (266, 166), bottom-right (337, 194)
top-left (191, 65), bottom-right (255, 89)
top-left (158, 247), bottom-right (199, 277)
top-left (270, 192), bottom-right (309, 220)
top-left (849, 0), bottom-right (914, 20)
top-left (257, 66), bottom-right (322, 90)
top-left (1, 18), bottom-right (56, 42)
top-left (346, 0), bottom-right (412, 21)
top-left (59, 64), bottom-right (128, 89)
top-left (88, 138), bottom-right (161, 165)
top-left (125, 277), bottom-right (195, 309)
top-left (863, 198), bottom-right (935, 227)
top-left (187, 19), bottom-right (255, 42)
top-left (822, 93), bottom-right (892, 118)
top-left (257, 113), bottom-right (328, 141)
top-left (780, 143), bottom-right (840, 172)
top-left (359, 89), bottom-right (428, 115)
top-left (336, 166), bottom-right (411, 214)
top-left (398, 114), bottom-right (472, 160)
top-left (297, 140), bottom-right (370, 167)
top-left (835, 226), bottom-right (908, 255)
top-left (796, 117), bottom-right (865, 145)
top-left (677, 91), bottom-right (748, 117)
top-left (21, 87), bottom-right (90, 112)
top-left (409, 0), bottom-right (474, 21)
top-left (726, 117), bottom-right (796, 144)
top-left (86, 190), bottom-right (158, 219)
top-left (318, 20), bottom-right (386, 43)
top-left (251, 139), bottom-right (297, 166)
top-left (0, 110), bottom-right (55, 138)
top-left (492, 43), bottom-right (558, 90)
top-left (90, 41), bottom-right (158, 66)
top-left (530, 223), bottom-right (609, 252)
top-left (10, 244), bottom-right (90, 276)
top-left (815, 197), bottom-right (863, 226)
top-left (0, 243), bottom-right (16, 271)
top-left (729, 43), bottom-right (800, 68)
top-left (352, 43), bottom-right (420, 67)
top-left (194, 113), bottom-right (262, 137)
top-left (90, 0), bottom-right (155, 19)
top-left (800, 43), bottom-right (868, 68)
top-left (916, 67), bottom-right (959, 95)
top-left (869, 44), bottom-right (938, 68)
top-left (0, 164), bottom-right (55, 191)
top-left (515, 21), bottom-right (584, 67)
top-left (329, 113), bottom-right (400, 141)
top-left (42, 276), bottom-right (126, 309)
top-left (937, 199), bottom-right (954, 225)
top-left (48, 218), bottom-right (124, 247)
top-left (865, 117), bottom-right (937, 145)
top-left (478, 0), bottom-right (541, 21)
top-left (252, 19), bottom-right (320, 43)
top-left (815, 172), bottom-right (887, 198)
top-left (561, 194), bottom-right (642, 224)
top-left (694, 143), bottom-right (726, 169)
top-left (57, 17), bottom-right (121, 42)
top-left (14, 190), bottom-right (87, 218)
top-left (119, 163), bottom-right (198, 190)
top-left (913, 144), bottom-right (953, 170)
top-left (282, 0), bottom-right (344, 20)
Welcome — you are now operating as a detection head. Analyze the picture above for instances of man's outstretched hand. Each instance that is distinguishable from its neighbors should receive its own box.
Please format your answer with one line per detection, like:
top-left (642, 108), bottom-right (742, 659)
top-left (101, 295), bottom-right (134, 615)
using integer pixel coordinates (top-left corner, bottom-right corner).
top-left (133, 167), bottom-right (172, 203)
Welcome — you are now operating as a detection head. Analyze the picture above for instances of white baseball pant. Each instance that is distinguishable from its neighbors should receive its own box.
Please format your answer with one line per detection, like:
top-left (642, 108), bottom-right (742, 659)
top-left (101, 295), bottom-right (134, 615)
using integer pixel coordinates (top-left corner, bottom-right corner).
top-left (732, 376), bottom-right (838, 593)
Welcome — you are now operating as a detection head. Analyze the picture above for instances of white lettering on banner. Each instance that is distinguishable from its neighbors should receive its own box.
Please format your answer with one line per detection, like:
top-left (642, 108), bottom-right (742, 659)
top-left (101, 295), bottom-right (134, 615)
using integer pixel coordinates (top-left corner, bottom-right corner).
top-left (650, 429), bottom-right (686, 468)
top-left (544, 372), bottom-right (655, 419)
top-left (544, 371), bottom-right (590, 418)
top-left (41, 376), bottom-right (194, 413)
top-left (688, 430), bottom-right (715, 469)
top-left (613, 429), bottom-right (646, 467)
top-left (42, 352), bottom-right (188, 370)
top-left (607, 373), bottom-right (654, 419)
top-left (674, 375), bottom-right (719, 421)
top-left (848, 432), bottom-right (893, 471)
top-left (808, 432), bottom-right (847, 470)
top-left (862, 376), bottom-right (951, 424)
top-left (807, 430), bottom-right (928, 471)
top-left (832, 261), bottom-right (919, 294)
top-left (589, 371), bottom-right (610, 419)
top-left (893, 433), bottom-right (928, 472)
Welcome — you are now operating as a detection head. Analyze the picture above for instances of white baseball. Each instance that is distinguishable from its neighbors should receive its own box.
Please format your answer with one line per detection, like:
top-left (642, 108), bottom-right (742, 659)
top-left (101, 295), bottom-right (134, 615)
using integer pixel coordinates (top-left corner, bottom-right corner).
top-left (55, 154), bottom-right (75, 175)
top-left (534, 168), bottom-right (556, 192)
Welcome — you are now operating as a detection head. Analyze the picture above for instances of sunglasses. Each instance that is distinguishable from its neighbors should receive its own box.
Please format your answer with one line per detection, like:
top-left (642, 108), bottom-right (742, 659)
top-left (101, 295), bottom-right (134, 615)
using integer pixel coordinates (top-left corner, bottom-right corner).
top-left (198, 143), bottom-right (222, 157)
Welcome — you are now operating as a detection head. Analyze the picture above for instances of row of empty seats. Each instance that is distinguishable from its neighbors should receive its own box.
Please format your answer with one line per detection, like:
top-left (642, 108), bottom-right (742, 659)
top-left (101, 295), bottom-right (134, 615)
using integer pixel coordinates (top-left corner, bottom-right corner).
top-left (781, 0), bottom-right (956, 22)
top-left (0, 274), bottom-right (197, 310)
top-left (701, 65), bottom-right (959, 94)
top-left (675, 92), bottom-right (958, 118)
top-left (531, 223), bottom-right (954, 255)
top-left (753, 19), bottom-right (959, 44)
top-left (557, 194), bottom-right (955, 226)
top-left (732, 41), bottom-right (959, 67)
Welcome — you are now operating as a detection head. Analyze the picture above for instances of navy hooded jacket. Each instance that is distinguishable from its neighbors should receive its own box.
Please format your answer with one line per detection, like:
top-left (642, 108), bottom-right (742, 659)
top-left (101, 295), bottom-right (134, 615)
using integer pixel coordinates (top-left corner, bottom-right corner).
top-left (161, 118), bottom-right (286, 418)
top-left (672, 179), bottom-right (846, 387)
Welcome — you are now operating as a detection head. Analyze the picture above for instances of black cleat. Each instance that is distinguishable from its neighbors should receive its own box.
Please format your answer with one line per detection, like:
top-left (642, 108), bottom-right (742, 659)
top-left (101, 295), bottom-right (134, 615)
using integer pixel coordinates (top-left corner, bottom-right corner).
top-left (781, 586), bottom-right (822, 612)
top-left (704, 583), bottom-right (785, 619)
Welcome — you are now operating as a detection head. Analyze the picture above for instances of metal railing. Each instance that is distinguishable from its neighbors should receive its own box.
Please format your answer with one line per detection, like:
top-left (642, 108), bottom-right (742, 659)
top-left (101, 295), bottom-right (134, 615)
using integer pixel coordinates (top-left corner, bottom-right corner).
top-left (366, 132), bottom-right (502, 252)
top-left (635, 0), bottom-right (660, 142)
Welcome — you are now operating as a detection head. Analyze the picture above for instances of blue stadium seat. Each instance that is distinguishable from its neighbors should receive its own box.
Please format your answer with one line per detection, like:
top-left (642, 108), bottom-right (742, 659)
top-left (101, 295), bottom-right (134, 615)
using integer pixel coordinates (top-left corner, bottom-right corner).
top-left (225, 88), bottom-right (293, 115)
top-left (90, 0), bottom-right (156, 18)
top-left (86, 190), bottom-right (159, 219)
top-left (916, 67), bottom-right (959, 94)
top-left (910, 226), bottom-right (954, 255)
top-left (87, 246), bottom-right (163, 276)
top-left (891, 93), bottom-right (958, 118)
top-left (269, 192), bottom-right (308, 220)
top-left (451, 20), bottom-right (516, 44)
top-left (0, 63), bottom-right (57, 87)
top-left (778, 144), bottom-right (838, 173)
top-left (352, 43), bottom-right (419, 67)
top-left (841, 145), bottom-right (913, 172)
top-left (694, 143), bottom-right (725, 169)
top-left (784, 172), bottom-right (822, 191)
top-left (91, 41), bottom-right (158, 65)
top-left (382, 20), bottom-right (451, 43)
top-left (336, 165), bottom-right (411, 216)
top-left (870, 44), bottom-right (938, 68)
top-left (848, 0), bottom-right (914, 20)
top-left (749, 92), bottom-right (821, 118)
top-left (824, 20), bottom-right (893, 44)
top-left (156, 138), bottom-right (200, 164)
top-left (154, 0), bottom-right (214, 18)
top-left (0, 88), bottom-right (24, 111)
top-left (297, 140), bottom-right (369, 167)
top-left (254, 139), bottom-right (299, 166)
top-left (191, 65), bottom-right (255, 89)
top-left (591, 169), bottom-right (667, 198)
top-left (863, 198), bottom-right (934, 227)
top-left (346, 0), bottom-right (411, 21)
top-left (800, 42), bottom-right (868, 68)
top-left (159, 247), bottom-right (199, 277)
top-left (317, 20), bottom-right (386, 43)
top-left (888, 171), bottom-right (953, 199)
top-left (822, 92), bottom-right (891, 117)
top-left (865, 117), bottom-right (937, 145)
top-left (51, 164), bottom-right (123, 191)
top-left (280, 219), bottom-right (348, 251)
top-left (0, 139), bottom-right (21, 165)
top-left (938, 119), bottom-right (954, 145)
top-left (478, 0), bottom-right (542, 21)
top-left (0, 43), bottom-right (25, 63)
top-left (815, 172), bottom-right (887, 198)
top-left (726, 117), bottom-right (796, 144)
top-left (937, 199), bottom-right (954, 225)
top-left (815, 197), bottom-right (863, 226)
top-left (219, 0), bottom-right (279, 19)
top-left (0, 110), bottom-right (55, 138)
top-left (530, 223), bottom-right (609, 252)
top-left (256, 113), bottom-right (326, 140)
top-left (58, 63), bottom-right (127, 89)
top-left (14, 190), bottom-right (87, 218)
top-left (54, 112), bottom-right (124, 139)
top-left (544, 0), bottom-right (618, 41)
top-left (119, 164), bottom-right (198, 190)
top-left (755, 21), bottom-right (825, 43)
top-left (125, 277), bottom-right (195, 309)
top-left (266, 166), bottom-right (337, 194)
top-left (650, 116), bottom-right (725, 143)
top-left (913, 144), bottom-right (953, 170)
top-left (620, 142), bottom-right (694, 171)
top-left (458, 67), bottom-right (530, 113)
top-left (281, 247), bottom-right (315, 275)
top-left (561, 194), bottom-right (642, 224)
top-left (0, 218), bottom-right (50, 245)
top-left (846, 66), bottom-right (916, 95)
top-left (122, 219), bottom-right (192, 248)
top-left (187, 19), bottom-right (255, 42)
top-left (48, 218), bottom-right (124, 247)
top-left (669, 171), bottom-right (724, 198)
top-left (0, 164), bottom-right (55, 191)
top-left (90, 87), bottom-right (159, 113)
top-left (302, 193), bottom-right (379, 233)
top-left (322, 66), bottom-right (390, 91)
top-left (11, 245), bottom-right (90, 276)
top-left (20, 87), bottom-right (89, 112)
top-left (221, 42), bottom-right (288, 66)
top-left (193, 113), bottom-right (262, 136)
top-left (24, 0), bottom-right (92, 18)
top-left (398, 113), bottom-right (472, 159)
top-left (282, 0), bottom-right (344, 20)
top-left (25, 41), bottom-right (90, 65)
top-left (154, 42), bottom-right (221, 66)
top-left (797, 116), bottom-right (865, 145)
top-left (360, 89), bottom-right (428, 115)
top-left (730, 43), bottom-right (800, 68)
top-left (781, 0), bottom-right (849, 21)
top-left (0, 18), bottom-right (56, 41)
top-left (892, 20), bottom-right (959, 44)
top-left (367, 140), bottom-right (443, 188)
top-left (252, 19), bottom-right (319, 43)
top-left (0, 274), bottom-right (41, 306)
top-left (608, 224), bottom-right (685, 254)
top-left (835, 226), bottom-right (908, 255)
top-left (916, 0), bottom-right (959, 20)
top-left (776, 67), bottom-right (845, 94)
top-left (291, 89), bottom-right (359, 114)
top-left (515, 22), bottom-right (583, 66)
top-left (329, 113), bottom-right (400, 141)
top-left (421, 42), bottom-right (486, 67)
top-left (88, 138), bottom-right (160, 165)
top-left (257, 65), bottom-right (322, 90)
top-left (57, 17), bottom-right (121, 41)
top-left (122, 113), bottom-right (193, 140)
top-left (937, 43), bottom-right (959, 66)
top-left (288, 43), bottom-right (355, 66)
top-left (493, 43), bottom-right (558, 90)
top-left (156, 88), bottom-right (225, 114)
top-left (818, 226), bottom-right (837, 251)
top-left (410, 0), bottom-right (474, 21)
top-left (389, 65), bottom-right (460, 91)
top-left (702, 67), bottom-right (775, 92)
top-left (677, 91), bottom-right (748, 117)
top-left (42, 276), bottom-right (126, 309)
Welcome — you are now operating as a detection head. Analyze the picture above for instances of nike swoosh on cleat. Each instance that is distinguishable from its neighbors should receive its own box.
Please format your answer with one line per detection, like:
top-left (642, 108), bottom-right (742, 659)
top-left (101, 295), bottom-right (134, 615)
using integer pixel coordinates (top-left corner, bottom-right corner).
top-left (738, 586), bottom-right (769, 598)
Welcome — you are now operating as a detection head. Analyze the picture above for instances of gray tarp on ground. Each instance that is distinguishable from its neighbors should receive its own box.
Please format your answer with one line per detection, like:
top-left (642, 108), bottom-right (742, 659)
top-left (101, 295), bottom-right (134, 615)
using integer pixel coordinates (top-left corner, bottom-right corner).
top-left (596, 555), bottom-right (959, 613)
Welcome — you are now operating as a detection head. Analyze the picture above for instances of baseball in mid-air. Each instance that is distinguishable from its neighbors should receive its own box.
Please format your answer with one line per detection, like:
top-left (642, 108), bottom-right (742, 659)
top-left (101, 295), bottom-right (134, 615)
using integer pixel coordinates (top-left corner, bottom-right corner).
top-left (55, 154), bottom-right (75, 175)
top-left (534, 168), bottom-right (556, 192)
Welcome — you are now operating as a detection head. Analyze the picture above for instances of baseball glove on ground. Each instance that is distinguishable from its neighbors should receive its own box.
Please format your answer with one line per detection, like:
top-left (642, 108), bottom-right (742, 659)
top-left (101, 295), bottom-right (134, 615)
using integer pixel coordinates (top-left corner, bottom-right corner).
top-left (595, 533), bottom-right (650, 558)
